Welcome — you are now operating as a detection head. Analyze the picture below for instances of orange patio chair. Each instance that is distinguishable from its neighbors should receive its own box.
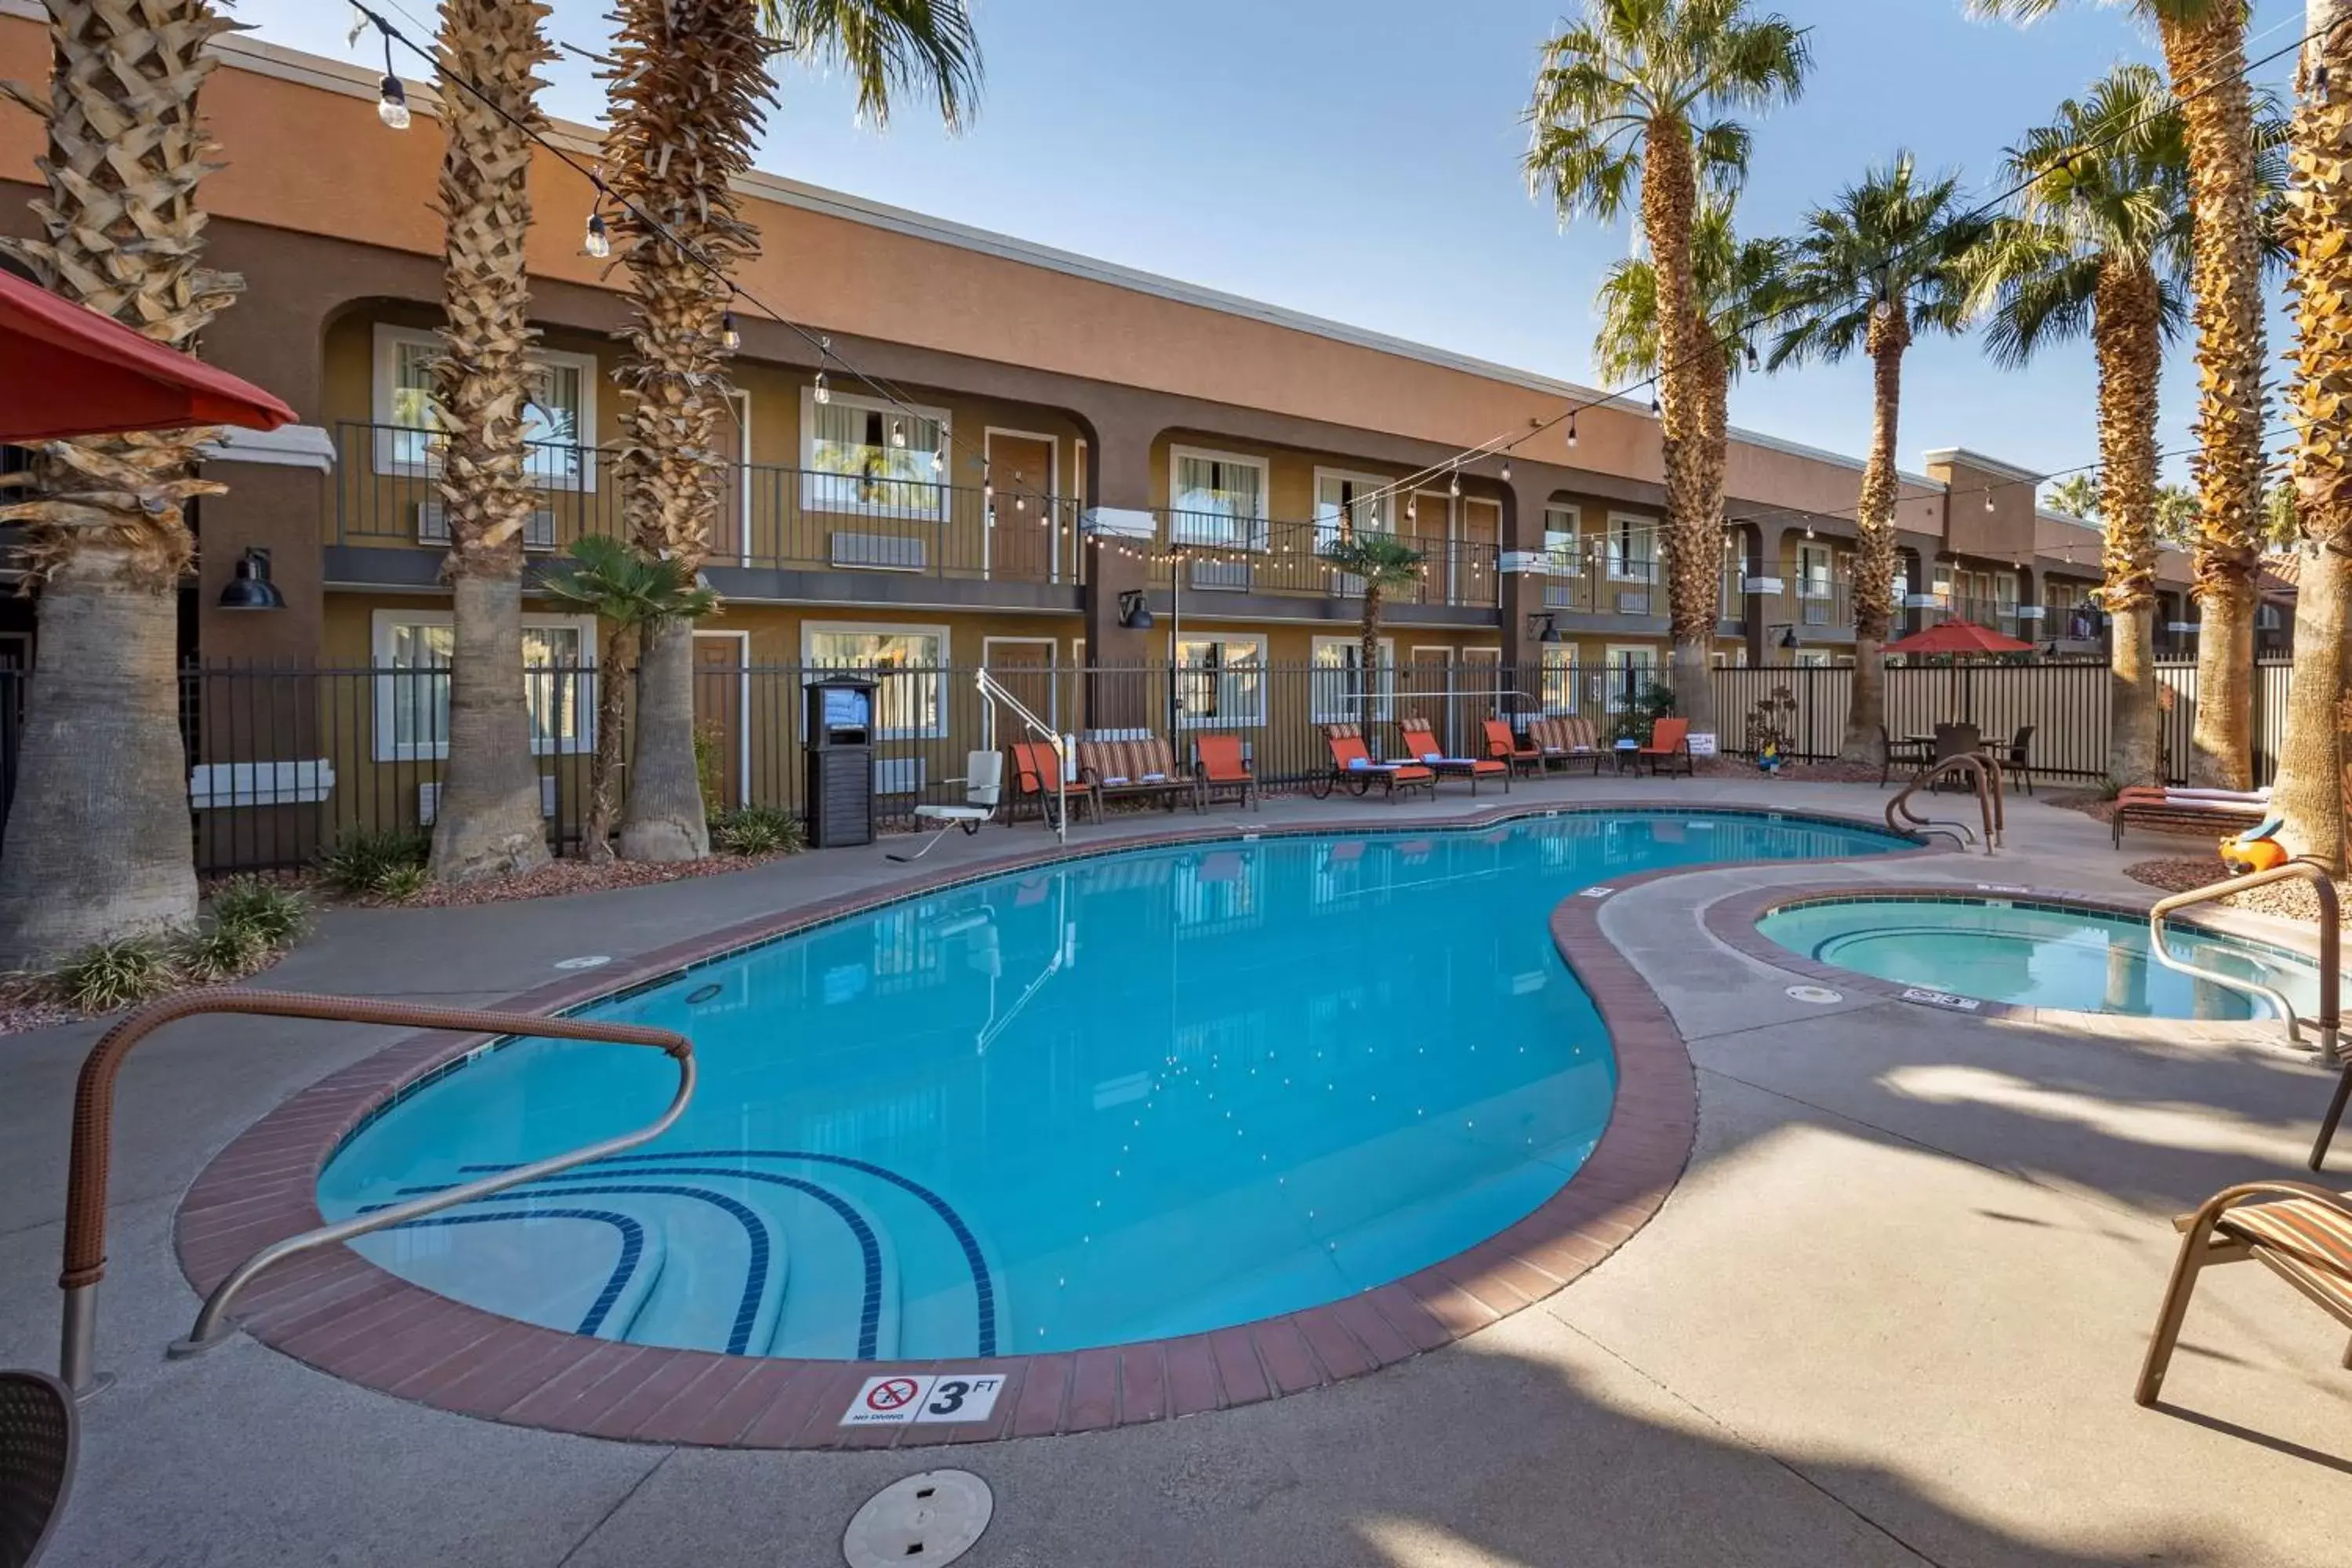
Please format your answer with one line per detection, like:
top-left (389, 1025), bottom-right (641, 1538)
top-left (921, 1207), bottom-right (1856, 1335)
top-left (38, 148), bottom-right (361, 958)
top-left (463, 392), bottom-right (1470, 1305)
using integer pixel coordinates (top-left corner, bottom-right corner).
top-left (1481, 718), bottom-right (1544, 779)
top-left (1194, 733), bottom-right (1258, 811)
top-left (1009, 740), bottom-right (1097, 828)
top-left (1636, 717), bottom-right (1693, 778)
top-left (1398, 718), bottom-right (1509, 795)
top-left (1315, 724), bottom-right (1435, 802)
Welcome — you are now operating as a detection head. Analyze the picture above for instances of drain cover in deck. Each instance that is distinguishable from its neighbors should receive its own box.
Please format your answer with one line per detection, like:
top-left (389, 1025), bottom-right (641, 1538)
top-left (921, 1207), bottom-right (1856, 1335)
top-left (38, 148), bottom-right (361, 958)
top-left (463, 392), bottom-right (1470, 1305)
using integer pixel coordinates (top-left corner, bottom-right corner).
top-left (843, 1470), bottom-right (993, 1566)
top-left (1784, 985), bottom-right (1843, 1004)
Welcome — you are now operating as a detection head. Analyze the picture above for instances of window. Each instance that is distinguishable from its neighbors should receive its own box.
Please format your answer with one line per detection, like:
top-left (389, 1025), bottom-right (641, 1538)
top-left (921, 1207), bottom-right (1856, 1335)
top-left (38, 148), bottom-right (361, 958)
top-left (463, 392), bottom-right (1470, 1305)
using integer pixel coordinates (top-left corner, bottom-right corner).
top-left (1174, 634), bottom-right (1264, 728)
top-left (1543, 505), bottom-right (1581, 575)
top-left (369, 611), bottom-right (594, 761)
top-left (803, 623), bottom-right (949, 739)
top-left (1540, 644), bottom-right (1578, 713)
top-left (1796, 543), bottom-right (1833, 600)
top-left (1170, 447), bottom-right (1269, 550)
top-left (1993, 571), bottom-right (2019, 610)
top-left (1605, 515), bottom-right (1655, 581)
top-left (1313, 470), bottom-right (1392, 549)
top-left (1311, 636), bottom-right (1395, 722)
top-left (1791, 648), bottom-right (1832, 668)
top-left (1604, 644), bottom-right (1657, 712)
top-left (372, 325), bottom-right (596, 488)
top-left (804, 390), bottom-right (948, 521)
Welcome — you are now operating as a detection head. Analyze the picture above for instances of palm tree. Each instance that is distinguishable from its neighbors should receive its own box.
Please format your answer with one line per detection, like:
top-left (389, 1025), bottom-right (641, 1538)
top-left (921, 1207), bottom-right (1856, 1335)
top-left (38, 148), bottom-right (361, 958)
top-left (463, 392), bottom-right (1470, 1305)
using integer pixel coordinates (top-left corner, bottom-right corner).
top-left (1973, 2), bottom-right (2269, 787)
top-left (1967, 65), bottom-right (2196, 789)
top-left (0, 0), bottom-right (241, 968)
top-left (1321, 533), bottom-right (1427, 724)
top-left (2270, 1), bottom-right (2352, 873)
top-left (2153, 481), bottom-right (2202, 546)
top-left (543, 538), bottom-right (717, 861)
top-left (1768, 154), bottom-right (1987, 769)
top-left (2044, 473), bottom-right (2103, 519)
top-left (605, 0), bottom-right (982, 861)
top-left (1525, 0), bottom-right (1809, 743)
top-left (419, 0), bottom-right (560, 885)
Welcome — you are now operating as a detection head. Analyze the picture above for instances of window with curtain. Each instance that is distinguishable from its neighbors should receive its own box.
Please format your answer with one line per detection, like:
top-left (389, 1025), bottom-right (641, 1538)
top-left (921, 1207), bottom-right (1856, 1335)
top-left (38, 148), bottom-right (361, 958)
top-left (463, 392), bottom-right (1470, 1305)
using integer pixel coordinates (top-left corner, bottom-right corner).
top-left (1174, 636), bottom-right (1263, 727)
top-left (1605, 646), bottom-right (1657, 712)
top-left (1313, 474), bottom-right (1389, 550)
top-left (805, 628), bottom-right (947, 738)
top-left (1541, 644), bottom-right (1578, 713)
top-left (372, 615), bottom-right (591, 760)
top-left (1171, 452), bottom-right (1267, 549)
top-left (806, 395), bottom-right (947, 519)
top-left (381, 331), bottom-right (593, 487)
top-left (1544, 505), bottom-right (1580, 575)
top-left (1606, 517), bottom-right (1655, 581)
top-left (1796, 543), bottom-right (1833, 599)
top-left (1310, 637), bottom-right (1394, 722)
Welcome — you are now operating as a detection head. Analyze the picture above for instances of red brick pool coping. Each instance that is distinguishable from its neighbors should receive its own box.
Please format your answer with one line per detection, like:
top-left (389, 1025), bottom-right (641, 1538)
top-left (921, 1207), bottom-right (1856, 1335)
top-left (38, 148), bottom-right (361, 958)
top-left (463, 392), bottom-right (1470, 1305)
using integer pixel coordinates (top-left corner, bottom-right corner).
top-left (175, 800), bottom-right (1924, 1450)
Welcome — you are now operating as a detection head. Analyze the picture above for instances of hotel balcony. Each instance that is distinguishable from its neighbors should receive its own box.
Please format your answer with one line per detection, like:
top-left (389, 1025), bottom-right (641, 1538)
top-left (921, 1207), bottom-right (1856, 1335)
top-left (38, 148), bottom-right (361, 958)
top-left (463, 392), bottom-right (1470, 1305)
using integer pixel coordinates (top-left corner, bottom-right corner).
top-left (1141, 510), bottom-right (1501, 626)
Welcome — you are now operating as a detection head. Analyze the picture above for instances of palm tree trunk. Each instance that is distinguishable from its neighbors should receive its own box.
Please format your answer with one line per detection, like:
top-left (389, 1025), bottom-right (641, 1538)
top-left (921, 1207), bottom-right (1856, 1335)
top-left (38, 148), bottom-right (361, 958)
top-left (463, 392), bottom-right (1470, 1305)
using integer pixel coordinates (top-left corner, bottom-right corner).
top-left (2274, 0), bottom-right (2352, 868)
top-left (2162, 6), bottom-right (2267, 791)
top-left (426, 0), bottom-right (556, 884)
top-left (0, 0), bottom-right (243, 967)
top-left (0, 546), bottom-right (196, 968)
top-left (2096, 261), bottom-right (2165, 789)
top-left (616, 616), bottom-right (707, 861)
top-left (1359, 585), bottom-right (1381, 728)
top-left (583, 621), bottom-right (633, 865)
top-left (1642, 122), bottom-right (1719, 742)
top-left (1841, 322), bottom-right (1909, 767)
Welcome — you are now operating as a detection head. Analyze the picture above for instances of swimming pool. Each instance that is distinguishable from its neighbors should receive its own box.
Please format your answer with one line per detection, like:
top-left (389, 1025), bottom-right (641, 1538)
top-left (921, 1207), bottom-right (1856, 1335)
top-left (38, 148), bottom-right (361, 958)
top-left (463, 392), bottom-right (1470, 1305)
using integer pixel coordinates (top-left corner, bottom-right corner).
top-left (318, 811), bottom-right (1904, 1362)
top-left (1756, 894), bottom-right (2339, 1022)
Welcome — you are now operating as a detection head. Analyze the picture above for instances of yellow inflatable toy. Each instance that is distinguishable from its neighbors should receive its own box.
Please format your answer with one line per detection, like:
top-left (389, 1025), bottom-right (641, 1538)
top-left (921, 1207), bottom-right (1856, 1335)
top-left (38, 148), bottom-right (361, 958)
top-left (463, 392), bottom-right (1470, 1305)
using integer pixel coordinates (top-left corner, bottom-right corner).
top-left (2218, 833), bottom-right (2288, 874)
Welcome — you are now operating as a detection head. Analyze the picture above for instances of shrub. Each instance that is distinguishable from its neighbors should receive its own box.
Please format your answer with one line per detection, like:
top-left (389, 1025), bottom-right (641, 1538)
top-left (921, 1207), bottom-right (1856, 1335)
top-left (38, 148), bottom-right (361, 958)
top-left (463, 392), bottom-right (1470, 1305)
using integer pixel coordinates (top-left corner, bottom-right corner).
top-left (372, 862), bottom-right (432, 902)
top-left (208, 877), bottom-right (307, 947)
top-left (1610, 680), bottom-right (1679, 745)
top-left (694, 721), bottom-right (727, 821)
top-left (316, 827), bottom-right (430, 897)
top-left (175, 922), bottom-right (270, 983)
top-left (48, 938), bottom-right (177, 1013)
top-left (711, 806), bottom-right (804, 858)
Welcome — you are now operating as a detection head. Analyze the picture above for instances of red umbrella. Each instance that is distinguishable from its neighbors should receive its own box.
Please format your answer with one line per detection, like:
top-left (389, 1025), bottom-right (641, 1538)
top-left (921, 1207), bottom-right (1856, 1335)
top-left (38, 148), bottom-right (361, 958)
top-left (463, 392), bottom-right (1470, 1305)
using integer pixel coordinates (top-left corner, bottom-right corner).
top-left (1882, 619), bottom-right (2035, 658)
top-left (0, 268), bottom-right (296, 443)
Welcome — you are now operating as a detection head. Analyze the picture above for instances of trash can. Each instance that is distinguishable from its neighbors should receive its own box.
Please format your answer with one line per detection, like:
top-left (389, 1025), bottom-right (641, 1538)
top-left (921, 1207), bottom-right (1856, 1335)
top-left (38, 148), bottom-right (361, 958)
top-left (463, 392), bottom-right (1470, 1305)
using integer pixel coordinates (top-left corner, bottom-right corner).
top-left (805, 677), bottom-right (877, 848)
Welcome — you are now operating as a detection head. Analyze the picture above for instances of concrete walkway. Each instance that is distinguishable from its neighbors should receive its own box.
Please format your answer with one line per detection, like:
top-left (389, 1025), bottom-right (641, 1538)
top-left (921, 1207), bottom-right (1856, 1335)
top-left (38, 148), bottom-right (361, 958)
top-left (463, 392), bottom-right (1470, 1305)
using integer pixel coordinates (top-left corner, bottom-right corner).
top-left (3, 777), bottom-right (2348, 1566)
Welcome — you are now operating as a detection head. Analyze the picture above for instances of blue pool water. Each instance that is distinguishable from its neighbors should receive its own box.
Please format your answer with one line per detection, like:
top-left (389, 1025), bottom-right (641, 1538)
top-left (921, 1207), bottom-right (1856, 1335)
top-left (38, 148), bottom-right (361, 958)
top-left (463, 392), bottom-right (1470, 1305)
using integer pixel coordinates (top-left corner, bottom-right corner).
top-left (1758, 895), bottom-right (2339, 1022)
top-left (319, 811), bottom-right (1904, 1360)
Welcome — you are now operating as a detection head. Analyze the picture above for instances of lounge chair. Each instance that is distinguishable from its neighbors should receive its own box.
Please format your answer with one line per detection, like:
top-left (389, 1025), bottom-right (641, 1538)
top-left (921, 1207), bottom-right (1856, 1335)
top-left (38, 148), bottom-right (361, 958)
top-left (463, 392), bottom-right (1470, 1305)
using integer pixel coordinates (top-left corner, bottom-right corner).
top-left (1009, 741), bottom-right (1098, 829)
top-left (2135, 1181), bottom-right (2352, 1407)
top-left (1076, 733), bottom-right (1196, 813)
top-left (1314, 723), bottom-right (1436, 802)
top-left (0, 1367), bottom-right (75, 1568)
top-left (887, 750), bottom-right (1004, 862)
top-left (1397, 719), bottom-right (1509, 795)
top-left (1527, 714), bottom-right (1606, 775)
top-left (1481, 719), bottom-right (1545, 779)
top-left (2111, 785), bottom-right (2270, 849)
top-left (1635, 717), bottom-right (1693, 778)
top-left (1193, 733), bottom-right (1258, 811)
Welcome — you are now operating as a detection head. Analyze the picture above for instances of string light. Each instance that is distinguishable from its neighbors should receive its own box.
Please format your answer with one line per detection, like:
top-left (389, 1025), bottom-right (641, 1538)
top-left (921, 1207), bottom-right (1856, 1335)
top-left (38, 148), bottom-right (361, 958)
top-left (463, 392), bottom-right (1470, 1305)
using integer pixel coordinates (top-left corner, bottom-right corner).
top-left (891, 418), bottom-right (907, 448)
top-left (583, 210), bottom-right (611, 259)
top-left (376, 27), bottom-right (408, 130)
top-left (1566, 415), bottom-right (1578, 450)
top-left (720, 310), bottom-right (740, 351)
top-left (1984, 490), bottom-right (1998, 514)
top-left (1500, 460), bottom-right (1512, 484)
top-left (813, 369), bottom-right (830, 405)
top-left (1448, 469), bottom-right (1461, 499)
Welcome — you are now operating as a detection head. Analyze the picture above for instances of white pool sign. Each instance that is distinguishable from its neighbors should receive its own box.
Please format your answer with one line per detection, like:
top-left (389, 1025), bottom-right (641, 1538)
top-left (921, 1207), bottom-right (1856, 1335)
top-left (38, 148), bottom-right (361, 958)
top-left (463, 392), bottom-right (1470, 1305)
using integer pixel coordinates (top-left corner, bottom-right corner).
top-left (843, 1373), bottom-right (1007, 1427)
top-left (1901, 986), bottom-right (1983, 1012)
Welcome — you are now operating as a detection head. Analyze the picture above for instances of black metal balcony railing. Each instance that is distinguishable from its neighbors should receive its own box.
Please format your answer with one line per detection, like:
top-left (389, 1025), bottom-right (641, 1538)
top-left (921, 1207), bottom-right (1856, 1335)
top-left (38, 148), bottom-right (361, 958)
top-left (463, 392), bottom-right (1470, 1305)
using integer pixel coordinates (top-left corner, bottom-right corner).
top-left (1775, 582), bottom-right (1853, 631)
top-left (1147, 510), bottom-right (1500, 611)
top-left (1940, 596), bottom-right (2022, 637)
top-left (331, 423), bottom-right (1087, 586)
top-left (1538, 550), bottom-right (1663, 617)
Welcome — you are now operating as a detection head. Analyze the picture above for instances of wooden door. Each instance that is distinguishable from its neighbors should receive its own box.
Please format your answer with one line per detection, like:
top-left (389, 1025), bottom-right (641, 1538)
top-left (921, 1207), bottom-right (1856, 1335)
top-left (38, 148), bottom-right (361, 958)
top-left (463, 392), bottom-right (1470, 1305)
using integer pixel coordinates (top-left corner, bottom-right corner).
top-left (1459, 499), bottom-right (1501, 610)
top-left (988, 435), bottom-right (1056, 584)
top-left (983, 639), bottom-right (1057, 750)
top-left (707, 392), bottom-right (746, 561)
top-left (1405, 492), bottom-right (1450, 606)
top-left (692, 634), bottom-right (745, 808)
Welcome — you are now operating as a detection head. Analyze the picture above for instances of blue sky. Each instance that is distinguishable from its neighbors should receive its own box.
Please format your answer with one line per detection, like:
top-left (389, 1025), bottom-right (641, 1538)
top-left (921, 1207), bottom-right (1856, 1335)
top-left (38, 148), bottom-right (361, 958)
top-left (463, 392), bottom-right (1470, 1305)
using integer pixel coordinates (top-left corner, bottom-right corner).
top-left (242, 1), bottom-right (2309, 489)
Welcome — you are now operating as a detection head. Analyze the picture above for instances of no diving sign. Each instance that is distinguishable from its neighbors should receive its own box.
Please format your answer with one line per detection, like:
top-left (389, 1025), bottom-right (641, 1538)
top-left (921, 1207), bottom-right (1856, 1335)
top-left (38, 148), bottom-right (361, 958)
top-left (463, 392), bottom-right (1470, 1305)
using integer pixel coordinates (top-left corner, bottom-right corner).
top-left (843, 1373), bottom-right (1007, 1427)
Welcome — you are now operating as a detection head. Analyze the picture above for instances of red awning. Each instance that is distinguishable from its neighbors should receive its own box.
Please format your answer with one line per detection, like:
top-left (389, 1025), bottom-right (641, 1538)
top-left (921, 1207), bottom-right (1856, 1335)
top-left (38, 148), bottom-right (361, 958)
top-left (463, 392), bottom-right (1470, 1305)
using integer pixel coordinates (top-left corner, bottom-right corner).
top-left (0, 268), bottom-right (296, 444)
top-left (1882, 619), bottom-right (2036, 658)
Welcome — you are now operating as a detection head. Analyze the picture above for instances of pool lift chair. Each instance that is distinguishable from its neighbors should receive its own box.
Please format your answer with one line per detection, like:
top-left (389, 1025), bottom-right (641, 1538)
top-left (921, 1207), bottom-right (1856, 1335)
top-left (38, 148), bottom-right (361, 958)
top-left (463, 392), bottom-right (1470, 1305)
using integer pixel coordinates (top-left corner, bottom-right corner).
top-left (888, 750), bottom-right (1005, 863)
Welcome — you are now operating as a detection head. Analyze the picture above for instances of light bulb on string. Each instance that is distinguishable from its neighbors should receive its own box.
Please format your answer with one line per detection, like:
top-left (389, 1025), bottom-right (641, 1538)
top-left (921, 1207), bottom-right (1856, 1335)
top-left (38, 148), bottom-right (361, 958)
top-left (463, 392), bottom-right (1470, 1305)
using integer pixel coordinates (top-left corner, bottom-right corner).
top-left (1501, 459), bottom-right (1512, 484)
top-left (720, 310), bottom-right (740, 351)
top-left (813, 369), bottom-right (830, 405)
top-left (891, 419), bottom-right (907, 449)
top-left (583, 211), bottom-right (611, 259)
top-left (1448, 470), bottom-right (1461, 499)
top-left (1566, 414), bottom-right (1579, 450)
top-left (376, 30), bottom-right (410, 130)
top-left (1984, 490), bottom-right (1998, 514)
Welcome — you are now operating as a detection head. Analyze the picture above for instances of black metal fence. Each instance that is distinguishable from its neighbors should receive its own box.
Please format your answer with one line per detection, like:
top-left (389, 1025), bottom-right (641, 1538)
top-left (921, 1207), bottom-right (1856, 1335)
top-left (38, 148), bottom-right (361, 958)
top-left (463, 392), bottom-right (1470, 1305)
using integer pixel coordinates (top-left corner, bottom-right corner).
top-left (0, 655), bottom-right (2307, 876)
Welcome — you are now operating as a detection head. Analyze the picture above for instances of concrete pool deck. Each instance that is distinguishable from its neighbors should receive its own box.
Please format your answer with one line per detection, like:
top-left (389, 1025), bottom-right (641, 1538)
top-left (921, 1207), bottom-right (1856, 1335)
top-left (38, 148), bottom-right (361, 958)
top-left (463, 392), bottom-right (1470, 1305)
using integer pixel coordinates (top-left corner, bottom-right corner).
top-left (2, 777), bottom-right (2348, 1565)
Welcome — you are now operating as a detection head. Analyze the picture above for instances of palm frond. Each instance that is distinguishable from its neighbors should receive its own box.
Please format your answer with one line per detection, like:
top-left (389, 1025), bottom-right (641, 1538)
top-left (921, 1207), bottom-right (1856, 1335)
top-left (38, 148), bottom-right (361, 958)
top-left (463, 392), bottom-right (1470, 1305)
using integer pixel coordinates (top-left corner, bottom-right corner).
top-left (757, 0), bottom-right (982, 130)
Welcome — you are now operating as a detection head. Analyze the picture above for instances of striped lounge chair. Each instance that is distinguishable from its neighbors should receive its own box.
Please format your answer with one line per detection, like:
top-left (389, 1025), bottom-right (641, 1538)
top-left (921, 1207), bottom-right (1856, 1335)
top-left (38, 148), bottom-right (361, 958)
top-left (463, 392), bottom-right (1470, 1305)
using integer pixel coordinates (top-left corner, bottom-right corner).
top-left (1397, 719), bottom-right (1509, 795)
top-left (1076, 733), bottom-right (1196, 813)
top-left (1318, 724), bottom-right (1436, 802)
top-left (2111, 786), bottom-right (2271, 849)
top-left (2136, 1181), bottom-right (2352, 1406)
top-left (1526, 714), bottom-right (1605, 775)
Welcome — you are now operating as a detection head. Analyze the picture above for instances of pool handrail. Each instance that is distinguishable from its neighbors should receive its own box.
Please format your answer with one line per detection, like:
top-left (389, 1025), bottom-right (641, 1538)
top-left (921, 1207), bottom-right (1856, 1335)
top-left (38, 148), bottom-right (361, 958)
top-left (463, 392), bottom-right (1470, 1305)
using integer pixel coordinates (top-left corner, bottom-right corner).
top-left (1885, 752), bottom-right (2004, 855)
top-left (977, 667), bottom-right (1066, 843)
top-left (2145, 862), bottom-right (2343, 1171)
top-left (56, 988), bottom-right (695, 1400)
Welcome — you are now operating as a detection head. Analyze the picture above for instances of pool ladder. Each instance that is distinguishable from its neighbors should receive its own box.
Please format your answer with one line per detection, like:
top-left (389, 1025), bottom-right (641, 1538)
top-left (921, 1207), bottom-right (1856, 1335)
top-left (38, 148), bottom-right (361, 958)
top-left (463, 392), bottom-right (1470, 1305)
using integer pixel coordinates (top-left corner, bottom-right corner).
top-left (53, 989), bottom-right (695, 1400)
top-left (1885, 753), bottom-right (2005, 855)
top-left (2145, 863), bottom-right (2345, 1171)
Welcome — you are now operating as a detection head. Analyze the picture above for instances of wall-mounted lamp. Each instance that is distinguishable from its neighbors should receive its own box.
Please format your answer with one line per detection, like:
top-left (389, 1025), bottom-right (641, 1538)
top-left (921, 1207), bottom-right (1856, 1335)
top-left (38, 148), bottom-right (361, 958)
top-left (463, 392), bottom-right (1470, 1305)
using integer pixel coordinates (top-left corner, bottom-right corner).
top-left (1777, 625), bottom-right (1801, 652)
top-left (1116, 589), bottom-right (1155, 630)
top-left (1526, 611), bottom-right (1562, 644)
top-left (218, 548), bottom-right (285, 612)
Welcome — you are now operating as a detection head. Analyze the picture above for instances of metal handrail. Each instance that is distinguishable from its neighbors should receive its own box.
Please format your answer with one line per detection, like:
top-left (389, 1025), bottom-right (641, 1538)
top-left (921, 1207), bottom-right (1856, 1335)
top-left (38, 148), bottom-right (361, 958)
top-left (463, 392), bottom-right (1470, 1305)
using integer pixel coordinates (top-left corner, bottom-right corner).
top-left (2146, 862), bottom-right (2339, 1057)
top-left (1885, 753), bottom-right (2004, 855)
top-left (56, 989), bottom-right (693, 1399)
top-left (977, 667), bottom-right (1068, 844)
